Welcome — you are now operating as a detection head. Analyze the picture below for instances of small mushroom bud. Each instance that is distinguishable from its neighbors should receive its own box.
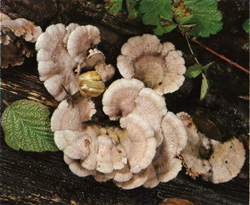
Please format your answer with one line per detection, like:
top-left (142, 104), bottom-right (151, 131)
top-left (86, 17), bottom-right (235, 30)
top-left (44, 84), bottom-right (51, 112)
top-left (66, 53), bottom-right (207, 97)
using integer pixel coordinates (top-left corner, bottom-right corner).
top-left (78, 71), bottom-right (105, 97)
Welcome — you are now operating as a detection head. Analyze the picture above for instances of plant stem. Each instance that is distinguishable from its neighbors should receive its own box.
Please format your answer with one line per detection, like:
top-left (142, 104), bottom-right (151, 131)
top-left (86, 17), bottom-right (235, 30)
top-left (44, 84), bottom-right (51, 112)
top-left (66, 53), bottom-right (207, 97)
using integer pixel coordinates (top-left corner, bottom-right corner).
top-left (185, 35), bottom-right (200, 65)
top-left (191, 38), bottom-right (250, 74)
top-left (3, 99), bottom-right (10, 107)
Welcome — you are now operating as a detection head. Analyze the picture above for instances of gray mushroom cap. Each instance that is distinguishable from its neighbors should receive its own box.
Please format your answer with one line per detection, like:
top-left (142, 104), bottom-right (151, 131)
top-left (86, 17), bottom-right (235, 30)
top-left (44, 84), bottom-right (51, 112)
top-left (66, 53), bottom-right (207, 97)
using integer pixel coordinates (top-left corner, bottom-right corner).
top-left (178, 112), bottom-right (246, 183)
top-left (117, 34), bottom-right (186, 95)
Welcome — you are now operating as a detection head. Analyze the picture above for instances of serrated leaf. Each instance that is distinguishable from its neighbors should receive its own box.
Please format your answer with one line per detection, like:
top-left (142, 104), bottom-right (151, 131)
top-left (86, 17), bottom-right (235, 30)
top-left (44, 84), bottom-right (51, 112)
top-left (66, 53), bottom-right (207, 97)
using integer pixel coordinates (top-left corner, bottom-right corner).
top-left (171, 0), bottom-right (194, 25)
top-left (243, 19), bottom-right (250, 33)
top-left (200, 73), bottom-right (209, 100)
top-left (183, 0), bottom-right (223, 37)
top-left (105, 0), bottom-right (123, 15)
top-left (126, 0), bottom-right (140, 19)
top-left (139, 0), bottom-right (177, 36)
top-left (186, 64), bottom-right (203, 78)
top-left (1, 100), bottom-right (58, 152)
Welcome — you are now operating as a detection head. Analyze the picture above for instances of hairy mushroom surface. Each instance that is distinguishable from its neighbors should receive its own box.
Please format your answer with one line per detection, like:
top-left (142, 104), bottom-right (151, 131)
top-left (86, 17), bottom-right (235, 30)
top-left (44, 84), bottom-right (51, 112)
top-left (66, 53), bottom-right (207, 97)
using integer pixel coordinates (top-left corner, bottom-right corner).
top-left (178, 112), bottom-right (246, 183)
top-left (1, 12), bottom-right (42, 68)
top-left (117, 34), bottom-right (186, 95)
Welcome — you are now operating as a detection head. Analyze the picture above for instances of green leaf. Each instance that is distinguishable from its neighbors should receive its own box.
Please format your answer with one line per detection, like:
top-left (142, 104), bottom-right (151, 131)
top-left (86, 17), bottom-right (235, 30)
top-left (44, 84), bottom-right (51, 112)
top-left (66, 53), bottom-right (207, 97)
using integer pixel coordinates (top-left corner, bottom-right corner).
top-left (139, 0), bottom-right (177, 36)
top-left (202, 61), bottom-right (214, 74)
top-left (183, 0), bottom-right (223, 37)
top-left (243, 19), bottom-right (250, 33)
top-left (171, 0), bottom-right (194, 25)
top-left (185, 64), bottom-right (203, 78)
top-left (126, 0), bottom-right (140, 19)
top-left (1, 100), bottom-right (58, 152)
top-left (105, 0), bottom-right (123, 15)
top-left (200, 73), bottom-right (209, 100)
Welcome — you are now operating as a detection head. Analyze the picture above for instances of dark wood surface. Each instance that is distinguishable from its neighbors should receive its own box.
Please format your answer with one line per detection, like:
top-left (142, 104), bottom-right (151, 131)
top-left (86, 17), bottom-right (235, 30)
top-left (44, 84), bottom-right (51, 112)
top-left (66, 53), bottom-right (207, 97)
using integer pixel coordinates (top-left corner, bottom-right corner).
top-left (1, 0), bottom-right (249, 204)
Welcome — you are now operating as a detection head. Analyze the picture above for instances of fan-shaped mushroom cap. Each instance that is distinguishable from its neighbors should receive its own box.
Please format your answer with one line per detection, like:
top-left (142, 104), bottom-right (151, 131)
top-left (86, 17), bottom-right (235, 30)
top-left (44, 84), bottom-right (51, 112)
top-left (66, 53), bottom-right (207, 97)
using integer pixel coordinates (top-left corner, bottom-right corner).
top-left (102, 78), bottom-right (145, 120)
top-left (178, 112), bottom-right (246, 183)
top-left (132, 88), bottom-right (167, 145)
top-left (67, 25), bottom-right (100, 65)
top-left (208, 138), bottom-right (245, 184)
top-left (115, 168), bottom-right (149, 189)
top-left (55, 130), bottom-right (91, 159)
top-left (64, 154), bottom-right (94, 177)
top-left (143, 164), bottom-right (159, 188)
top-left (96, 135), bottom-right (113, 173)
top-left (36, 23), bottom-right (79, 101)
top-left (120, 114), bottom-right (157, 173)
top-left (152, 112), bottom-right (187, 183)
top-left (111, 164), bottom-right (133, 182)
top-left (177, 112), bottom-right (212, 178)
top-left (51, 98), bottom-right (96, 132)
top-left (1, 14), bottom-right (42, 42)
top-left (1, 12), bottom-right (42, 68)
top-left (86, 49), bottom-right (115, 82)
top-left (117, 34), bottom-right (186, 95)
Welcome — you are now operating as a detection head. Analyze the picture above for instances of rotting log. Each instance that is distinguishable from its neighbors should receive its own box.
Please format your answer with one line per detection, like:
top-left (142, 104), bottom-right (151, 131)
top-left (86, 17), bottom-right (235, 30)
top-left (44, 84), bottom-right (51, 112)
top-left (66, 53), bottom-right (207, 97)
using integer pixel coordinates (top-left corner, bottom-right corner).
top-left (1, 0), bottom-right (249, 204)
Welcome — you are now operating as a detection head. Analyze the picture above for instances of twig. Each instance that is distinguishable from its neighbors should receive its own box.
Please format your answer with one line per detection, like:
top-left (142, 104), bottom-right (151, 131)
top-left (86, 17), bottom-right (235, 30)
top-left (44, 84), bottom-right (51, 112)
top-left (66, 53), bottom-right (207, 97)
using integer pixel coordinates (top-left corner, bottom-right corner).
top-left (2, 99), bottom-right (10, 107)
top-left (191, 38), bottom-right (250, 74)
top-left (185, 36), bottom-right (200, 65)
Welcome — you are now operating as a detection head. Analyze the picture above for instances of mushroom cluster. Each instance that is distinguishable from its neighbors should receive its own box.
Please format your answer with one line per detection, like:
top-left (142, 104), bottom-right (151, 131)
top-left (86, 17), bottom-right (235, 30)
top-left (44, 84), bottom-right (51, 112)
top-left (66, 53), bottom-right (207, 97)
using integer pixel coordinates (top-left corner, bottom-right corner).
top-left (35, 27), bottom-right (245, 189)
top-left (1, 12), bottom-right (42, 68)
top-left (51, 78), bottom-right (188, 189)
top-left (178, 112), bottom-right (246, 183)
top-left (117, 34), bottom-right (186, 95)
top-left (35, 24), bottom-right (115, 101)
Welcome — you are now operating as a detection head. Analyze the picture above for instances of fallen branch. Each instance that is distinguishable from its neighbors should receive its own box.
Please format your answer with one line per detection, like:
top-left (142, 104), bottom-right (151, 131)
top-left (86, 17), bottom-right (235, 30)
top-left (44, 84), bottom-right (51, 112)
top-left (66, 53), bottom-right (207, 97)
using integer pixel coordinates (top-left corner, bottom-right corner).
top-left (191, 38), bottom-right (249, 74)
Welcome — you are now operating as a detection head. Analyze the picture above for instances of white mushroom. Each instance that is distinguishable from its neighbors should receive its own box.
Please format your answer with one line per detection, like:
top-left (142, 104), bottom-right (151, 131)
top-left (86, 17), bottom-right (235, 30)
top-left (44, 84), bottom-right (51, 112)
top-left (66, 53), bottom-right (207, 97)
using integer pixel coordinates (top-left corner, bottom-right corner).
top-left (120, 114), bottom-right (157, 173)
top-left (177, 112), bottom-right (212, 178)
top-left (102, 78), bottom-right (145, 120)
top-left (87, 49), bottom-right (115, 82)
top-left (132, 88), bottom-right (167, 145)
top-left (1, 12), bottom-right (42, 68)
top-left (117, 34), bottom-right (186, 95)
top-left (207, 137), bottom-right (245, 183)
top-left (178, 112), bottom-right (246, 183)
top-left (36, 24), bottom-right (111, 101)
top-left (36, 23), bottom-right (79, 101)
top-left (67, 25), bottom-right (100, 66)
top-left (96, 135), bottom-right (114, 173)
top-left (51, 97), bottom-right (96, 132)
top-left (54, 130), bottom-right (91, 159)
top-left (115, 168), bottom-right (149, 189)
top-left (151, 112), bottom-right (187, 184)
top-left (143, 164), bottom-right (159, 188)
top-left (64, 154), bottom-right (94, 177)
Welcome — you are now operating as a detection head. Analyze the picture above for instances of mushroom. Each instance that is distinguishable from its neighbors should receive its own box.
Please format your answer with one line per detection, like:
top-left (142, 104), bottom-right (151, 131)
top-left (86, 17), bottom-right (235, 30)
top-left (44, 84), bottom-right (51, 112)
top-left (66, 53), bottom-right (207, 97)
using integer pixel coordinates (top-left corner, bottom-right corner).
top-left (132, 88), bottom-right (167, 145)
top-left (1, 12), bottom-right (42, 68)
top-left (55, 130), bottom-right (92, 159)
top-left (86, 49), bottom-right (115, 82)
top-left (115, 168), bottom-right (149, 189)
top-left (147, 112), bottom-right (187, 186)
top-left (102, 78), bottom-right (145, 120)
top-left (51, 97), bottom-right (96, 132)
top-left (63, 154), bottom-right (94, 177)
top-left (67, 25), bottom-right (100, 66)
top-left (207, 137), bottom-right (246, 183)
top-left (177, 112), bottom-right (214, 178)
top-left (120, 114), bottom-right (157, 173)
top-left (36, 23), bottom-right (79, 101)
top-left (36, 23), bottom-right (114, 101)
top-left (178, 112), bottom-right (246, 183)
top-left (117, 34), bottom-right (186, 95)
